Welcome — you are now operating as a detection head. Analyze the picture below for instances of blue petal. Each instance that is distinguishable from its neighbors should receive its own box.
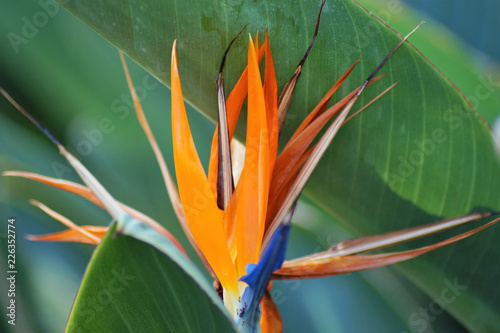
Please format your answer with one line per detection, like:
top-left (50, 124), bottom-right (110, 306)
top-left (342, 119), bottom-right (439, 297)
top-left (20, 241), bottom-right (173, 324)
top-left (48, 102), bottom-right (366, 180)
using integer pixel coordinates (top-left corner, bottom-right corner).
top-left (237, 223), bottom-right (291, 332)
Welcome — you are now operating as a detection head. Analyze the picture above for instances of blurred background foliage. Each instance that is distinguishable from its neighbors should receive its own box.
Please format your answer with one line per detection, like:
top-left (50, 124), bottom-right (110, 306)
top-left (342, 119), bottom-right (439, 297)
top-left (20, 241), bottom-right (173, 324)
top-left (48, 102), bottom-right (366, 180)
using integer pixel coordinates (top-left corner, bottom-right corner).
top-left (0, 0), bottom-right (499, 332)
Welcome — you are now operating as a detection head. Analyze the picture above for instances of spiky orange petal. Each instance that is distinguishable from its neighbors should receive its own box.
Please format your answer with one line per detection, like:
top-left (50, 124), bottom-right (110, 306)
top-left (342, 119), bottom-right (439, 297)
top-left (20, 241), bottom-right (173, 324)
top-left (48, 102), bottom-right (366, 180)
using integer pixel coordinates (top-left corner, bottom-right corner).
top-left (171, 41), bottom-right (238, 296)
top-left (263, 30), bottom-right (279, 177)
top-left (27, 226), bottom-right (108, 245)
top-left (30, 199), bottom-right (102, 245)
top-left (260, 291), bottom-right (283, 333)
top-left (274, 216), bottom-right (500, 279)
top-left (229, 35), bottom-right (270, 277)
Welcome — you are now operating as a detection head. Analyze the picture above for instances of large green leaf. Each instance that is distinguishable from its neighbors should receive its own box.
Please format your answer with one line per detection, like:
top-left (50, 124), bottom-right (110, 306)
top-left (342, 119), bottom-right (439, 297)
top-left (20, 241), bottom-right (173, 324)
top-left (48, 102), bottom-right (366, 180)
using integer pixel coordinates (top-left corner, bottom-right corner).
top-left (53, 0), bottom-right (500, 216)
top-left (66, 217), bottom-right (237, 332)
top-left (54, 0), bottom-right (500, 331)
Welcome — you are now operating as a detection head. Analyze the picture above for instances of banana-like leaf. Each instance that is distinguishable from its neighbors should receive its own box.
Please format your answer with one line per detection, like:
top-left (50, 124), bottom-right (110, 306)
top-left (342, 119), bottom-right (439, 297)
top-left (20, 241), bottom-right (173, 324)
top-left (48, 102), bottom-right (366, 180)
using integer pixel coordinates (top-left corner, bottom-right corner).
top-left (52, 0), bottom-right (500, 216)
top-left (66, 218), bottom-right (237, 332)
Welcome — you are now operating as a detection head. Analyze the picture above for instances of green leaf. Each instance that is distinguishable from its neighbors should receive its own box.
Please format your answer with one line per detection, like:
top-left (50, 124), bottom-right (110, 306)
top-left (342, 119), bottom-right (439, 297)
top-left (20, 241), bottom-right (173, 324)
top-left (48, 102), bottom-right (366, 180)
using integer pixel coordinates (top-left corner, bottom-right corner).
top-left (66, 217), bottom-right (237, 332)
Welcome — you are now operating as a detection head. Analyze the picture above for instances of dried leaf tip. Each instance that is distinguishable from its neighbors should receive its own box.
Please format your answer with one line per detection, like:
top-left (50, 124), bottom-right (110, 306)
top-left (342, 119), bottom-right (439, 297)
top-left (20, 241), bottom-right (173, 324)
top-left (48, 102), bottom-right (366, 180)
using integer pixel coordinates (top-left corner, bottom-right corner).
top-left (277, 0), bottom-right (326, 134)
top-left (362, 20), bottom-right (425, 89)
top-left (215, 26), bottom-right (248, 209)
top-left (297, 0), bottom-right (326, 69)
top-left (218, 24), bottom-right (248, 75)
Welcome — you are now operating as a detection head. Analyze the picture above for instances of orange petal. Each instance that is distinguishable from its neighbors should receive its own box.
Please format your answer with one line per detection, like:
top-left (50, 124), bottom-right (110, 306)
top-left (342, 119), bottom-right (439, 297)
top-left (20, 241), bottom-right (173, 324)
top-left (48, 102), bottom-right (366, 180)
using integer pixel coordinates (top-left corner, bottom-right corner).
top-left (27, 226), bottom-right (108, 245)
top-left (4, 171), bottom-right (98, 204)
top-left (263, 30), bottom-right (279, 176)
top-left (29, 199), bottom-right (103, 245)
top-left (229, 35), bottom-right (270, 277)
top-left (171, 41), bottom-right (238, 296)
top-left (254, 30), bottom-right (259, 55)
top-left (266, 148), bottom-right (313, 230)
top-left (208, 40), bottom-right (266, 256)
top-left (274, 215), bottom-right (499, 279)
top-left (260, 291), bottom-right (283, 333)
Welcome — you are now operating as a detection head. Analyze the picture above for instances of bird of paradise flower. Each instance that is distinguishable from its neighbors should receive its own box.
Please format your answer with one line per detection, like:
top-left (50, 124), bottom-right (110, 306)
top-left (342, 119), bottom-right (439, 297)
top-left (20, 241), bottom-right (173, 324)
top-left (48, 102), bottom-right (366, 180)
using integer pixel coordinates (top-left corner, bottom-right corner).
top-left (2, 2), bottom-right (499, 332)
